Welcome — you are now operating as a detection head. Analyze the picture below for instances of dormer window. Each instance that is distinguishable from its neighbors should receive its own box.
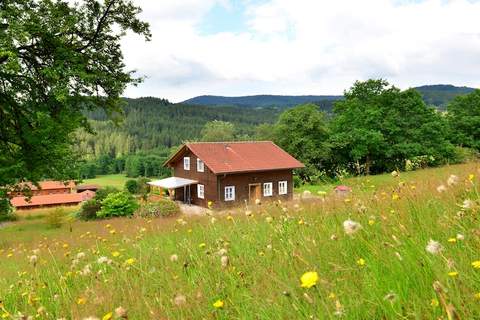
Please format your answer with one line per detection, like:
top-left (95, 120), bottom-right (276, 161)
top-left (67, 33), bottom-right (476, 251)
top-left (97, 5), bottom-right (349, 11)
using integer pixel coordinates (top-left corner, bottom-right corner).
top-left (197, 159), bottom-right (204, 172)
top-left (183, 157), bottom-right (190, 170)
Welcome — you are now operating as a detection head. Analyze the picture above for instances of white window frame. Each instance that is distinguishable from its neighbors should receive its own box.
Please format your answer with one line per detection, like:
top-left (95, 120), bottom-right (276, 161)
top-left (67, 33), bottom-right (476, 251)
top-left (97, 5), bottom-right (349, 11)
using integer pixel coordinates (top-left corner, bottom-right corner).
top-left (278, 181), bottom-right (288, 195)
top-left (263, 182), bottom-right (273, 197)
top-left (183, 157), bottom-right (190, 170)
top-left (224, 186), bottom-right (235, 201)
top-left (197, 184), bottom-right (205, 199)
top-left (197, 158), bottom-right (204, 172)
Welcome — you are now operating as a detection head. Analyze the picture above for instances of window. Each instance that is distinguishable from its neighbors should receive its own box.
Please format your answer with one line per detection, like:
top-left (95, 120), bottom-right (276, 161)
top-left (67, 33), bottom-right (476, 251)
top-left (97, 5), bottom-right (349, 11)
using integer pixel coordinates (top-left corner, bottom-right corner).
top-left (197, 158), bottom-right (204, 172)
top-left (183, 157), bottom-right (190, 170)
top-left (263, 182), bottom-right (273, 197)
top-left (224, 186), bottom-right (235, 201)
top-left (279, 181), bottom-right (288, 195)
top-left (197, 184), bottom-right (205, 199)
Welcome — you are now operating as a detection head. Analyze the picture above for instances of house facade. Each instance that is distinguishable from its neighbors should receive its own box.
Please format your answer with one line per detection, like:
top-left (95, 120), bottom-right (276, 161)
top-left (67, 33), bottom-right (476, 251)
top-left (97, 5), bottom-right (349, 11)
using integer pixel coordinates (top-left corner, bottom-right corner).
top-left (152, 141), bottom-right (304, 208)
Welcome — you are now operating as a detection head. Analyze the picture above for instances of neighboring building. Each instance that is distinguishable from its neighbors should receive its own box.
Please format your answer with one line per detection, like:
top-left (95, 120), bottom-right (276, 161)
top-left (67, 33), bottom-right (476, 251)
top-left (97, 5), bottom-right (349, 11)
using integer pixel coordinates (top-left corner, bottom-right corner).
top-left (10, 190), bottom-right (95, 210)
top-left (9, 181), bottom-right (95, 210)
top-left (75, 184), bottom-right (100, 193)
top-left (149, 141), bottom-right (304, 208)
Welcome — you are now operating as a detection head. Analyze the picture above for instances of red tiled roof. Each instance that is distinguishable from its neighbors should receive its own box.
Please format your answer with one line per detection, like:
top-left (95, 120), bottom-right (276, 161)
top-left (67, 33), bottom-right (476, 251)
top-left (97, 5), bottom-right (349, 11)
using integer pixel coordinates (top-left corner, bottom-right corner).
top-left (17, 180), bottom-right (75, 191)
top-left (75, 184), bottom-right (100, 191)
top-left (167, 141), bottom-right (304, 174)
top-left (10, 191), bottom-right (95, 208)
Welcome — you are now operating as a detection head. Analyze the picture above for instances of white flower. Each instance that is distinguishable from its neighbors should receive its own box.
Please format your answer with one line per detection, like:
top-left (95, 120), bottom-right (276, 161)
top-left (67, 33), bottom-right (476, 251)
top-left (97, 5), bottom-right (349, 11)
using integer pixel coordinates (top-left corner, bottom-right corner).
top-left (282, 207), bottom-right (288, 213)
top-left (330, 234), bottom-right (338, 241)
top-left (265, 216), bottom-right (273, 223)
top-left (245, 210), bottom-right (253, 217)
top-left (115, 306), bottom-right (128, 318)
top-left (425, 240), bottom-right (443, 255)
top-left (456, 233), bottom-right (465, 241)
top-left (391, 170), bottom-right (399, 177)
top-left (217, 248), bottom-right (228, 256)
top-left (173, 294), bottom-right (187, 306)
top-left (255, 198), bottom-right (261, 205)
top-left (79, 264), bottom-right (92, 276)
top-left (343, 220), bottom-right (362, 236)
top-left (461, 199), bottom-right (475, 210)
top-left (29, 255), bottom-right (38, 266)
top-left (436, 185), bottom-right (447, 193)
top-left (76, 252), bottom-right (86, 260)
top-left (97, 256), bottom-right (112, 265)
top-left (447, 175), bottom-right (459, 187)
top-left (170, 254), bottom-right (179, 262)
top-left (220, 255), bottom-right (229, 268)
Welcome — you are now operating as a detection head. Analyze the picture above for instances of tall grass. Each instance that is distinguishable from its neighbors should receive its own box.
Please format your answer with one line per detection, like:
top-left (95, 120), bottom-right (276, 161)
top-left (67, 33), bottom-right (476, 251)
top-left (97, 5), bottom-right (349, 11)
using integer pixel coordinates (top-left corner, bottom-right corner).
top-left (0, 163), bottom-right (479, 319)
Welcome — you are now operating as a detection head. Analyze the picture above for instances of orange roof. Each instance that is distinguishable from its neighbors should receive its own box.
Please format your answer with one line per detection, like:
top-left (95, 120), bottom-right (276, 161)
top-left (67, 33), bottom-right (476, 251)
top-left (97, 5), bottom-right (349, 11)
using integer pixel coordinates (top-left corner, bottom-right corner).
top-left (166, 141), bottom-right (304, 174)
top-left (10, 191), bottom-right (95, 208)
top-left (17, 180), bottom-right (75, 191)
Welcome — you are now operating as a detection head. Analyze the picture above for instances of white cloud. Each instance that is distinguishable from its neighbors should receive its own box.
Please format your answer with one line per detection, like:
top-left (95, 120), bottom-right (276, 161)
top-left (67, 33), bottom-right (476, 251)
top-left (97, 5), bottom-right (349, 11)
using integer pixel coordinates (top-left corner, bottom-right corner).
top-left (123, 0), bottom-right (480, 102)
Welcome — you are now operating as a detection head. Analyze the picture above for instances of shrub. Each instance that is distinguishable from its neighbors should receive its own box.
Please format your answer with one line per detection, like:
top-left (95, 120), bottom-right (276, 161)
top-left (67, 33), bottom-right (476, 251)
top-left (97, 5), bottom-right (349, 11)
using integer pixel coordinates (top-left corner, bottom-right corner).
top-left (97, 192), bottom-right (138, 218)
top-left (0, 198), bottom-right (17, 222)
top-left (451, 147), bottom-right (479, 164)
top-left (293, 175), bottom-right (303, 188)
top-left (125, 179), bottom-right (139, 194)
top-left (45, 208), bottom-right (65, 229)
top-left (77, 199), bottom-right (102, 221)
top-left (137, 177), bottom-right (151, 196)
top-left (136, 199), bottom-right (180, 218)
top-left (95, 186), bottom-right (120, 202)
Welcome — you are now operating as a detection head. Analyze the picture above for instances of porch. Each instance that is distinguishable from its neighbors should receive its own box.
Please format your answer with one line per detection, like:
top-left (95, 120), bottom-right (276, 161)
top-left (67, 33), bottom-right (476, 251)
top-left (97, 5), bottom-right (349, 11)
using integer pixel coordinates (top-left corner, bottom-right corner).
top-left (147, 177), bottom-right (198, 205)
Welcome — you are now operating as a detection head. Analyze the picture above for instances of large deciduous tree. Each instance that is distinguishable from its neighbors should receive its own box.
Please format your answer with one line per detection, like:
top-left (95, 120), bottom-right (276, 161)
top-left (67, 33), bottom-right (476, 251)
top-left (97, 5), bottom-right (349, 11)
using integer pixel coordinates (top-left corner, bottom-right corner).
top-left (447, 89), bottom-right (480, 151)
top-left (0, 0), bottom-right (150, 205)
top-left (330, 79), bottom-right (454, 174)
top-left (200, 120), bottom-right (235, 142)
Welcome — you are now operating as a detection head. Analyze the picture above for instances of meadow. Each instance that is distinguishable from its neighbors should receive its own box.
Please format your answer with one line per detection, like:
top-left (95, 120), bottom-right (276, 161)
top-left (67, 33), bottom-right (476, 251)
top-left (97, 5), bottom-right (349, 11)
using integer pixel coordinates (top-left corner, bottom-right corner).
top-left (83, 175), bottom-right (131, 189)
top-left (0, 163), bottom-right (479, 319)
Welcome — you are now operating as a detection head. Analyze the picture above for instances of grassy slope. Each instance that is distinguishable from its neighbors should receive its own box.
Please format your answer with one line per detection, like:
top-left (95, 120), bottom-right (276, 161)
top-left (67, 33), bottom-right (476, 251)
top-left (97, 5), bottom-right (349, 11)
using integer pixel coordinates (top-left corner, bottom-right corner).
top-left (0, 163), bottom-right (479, 319)
top-left (83, 174), bottom-right (131, 189)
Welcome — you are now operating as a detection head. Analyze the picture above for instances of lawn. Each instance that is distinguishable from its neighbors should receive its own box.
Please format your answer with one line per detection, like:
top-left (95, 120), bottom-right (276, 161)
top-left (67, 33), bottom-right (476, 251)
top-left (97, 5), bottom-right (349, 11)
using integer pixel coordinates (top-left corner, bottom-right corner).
top-left (0, 162), bottom-right (479, 319)
top-left (83, 174), bottom-right (131, 189)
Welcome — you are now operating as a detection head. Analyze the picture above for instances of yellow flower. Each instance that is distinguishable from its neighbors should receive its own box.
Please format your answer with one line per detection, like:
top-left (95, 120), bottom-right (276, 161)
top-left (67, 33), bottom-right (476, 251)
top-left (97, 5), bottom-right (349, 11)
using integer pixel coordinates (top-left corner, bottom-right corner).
top-left (62, 243), bottom-right (69, 249)
top-left (328, 292), bottom-right (336, 299)
top-left (213, 299), bottom-right (224, 309)
top-left (124, 258), bottom-right (136, 265)
top-left (431, 298), bottom-right (439, 307)
top-left (447, 238), bottom-right (457, 243)
top-left (77, 297), bottom-right (87, 305)
top-left (199, 243), bottom-right (206, 249)
top-left (6, 253), bottom-right (12, 258)
top-left (111, 251), bottom-right (121, 257)
top-left (344, 198), bottom-right (351, 203)
top-left (105, 224), bottom-right (111, 229)
top-left (109, 229), bottom-right (116, 235)
top-left (474, 292), bottom-right (480, 300)
top-left (447, 271), bottom-right (458, 277)
top-left (300, 271), bottom-right (319, 288)
top-left (368, 220), bottom-right (375, 226)
top-left (392, 194), bottom-right (399, 200)
top-left (298, 219), bottom-right (304, 225)
top-left (356, 258), bottom-right (366, 266)
top-left (471, 260), bottom-right (480, 269)
top-left (468, 174), bottom-right (475, 181)
top-left (208, 201), bottom-right (214, 209)
top-left (102, 312), bottom-right (113, 320)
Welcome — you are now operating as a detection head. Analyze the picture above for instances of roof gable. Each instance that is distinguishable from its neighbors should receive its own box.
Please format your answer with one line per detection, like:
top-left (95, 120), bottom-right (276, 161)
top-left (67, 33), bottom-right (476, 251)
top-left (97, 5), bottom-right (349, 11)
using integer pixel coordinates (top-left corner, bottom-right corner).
top-left (166, 141), bottom-right (304, 174)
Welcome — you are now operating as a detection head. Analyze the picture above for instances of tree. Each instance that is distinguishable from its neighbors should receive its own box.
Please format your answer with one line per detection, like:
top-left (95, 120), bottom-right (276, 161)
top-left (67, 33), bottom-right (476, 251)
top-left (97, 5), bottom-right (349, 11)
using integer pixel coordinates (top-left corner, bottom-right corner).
top-left (97, 191), bottom-right (138, 218)
top-left (200, 120), bottom-right (235, 142)
top-left (330, 79), bottom-right (455, 174)
top-left (273, 104), bottom-right (331, 181)
top-left (447, 89), bottom-right (480, 151)
top-left (0, 0), bottom-right (150, 198)
top-left (124, 179), bottom-right (139, 194)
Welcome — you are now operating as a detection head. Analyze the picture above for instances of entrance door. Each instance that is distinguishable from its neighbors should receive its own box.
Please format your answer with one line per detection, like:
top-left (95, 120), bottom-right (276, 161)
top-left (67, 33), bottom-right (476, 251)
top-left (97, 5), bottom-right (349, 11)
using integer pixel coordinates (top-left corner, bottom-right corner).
top-left (249, 184), bottom-right (261, 203)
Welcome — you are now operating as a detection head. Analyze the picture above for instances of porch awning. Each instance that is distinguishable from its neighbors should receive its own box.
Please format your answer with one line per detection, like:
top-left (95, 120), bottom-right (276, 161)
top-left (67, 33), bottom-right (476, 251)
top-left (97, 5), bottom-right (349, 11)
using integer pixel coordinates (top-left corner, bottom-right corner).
top-left (147, 177), bottom-right (198, 189)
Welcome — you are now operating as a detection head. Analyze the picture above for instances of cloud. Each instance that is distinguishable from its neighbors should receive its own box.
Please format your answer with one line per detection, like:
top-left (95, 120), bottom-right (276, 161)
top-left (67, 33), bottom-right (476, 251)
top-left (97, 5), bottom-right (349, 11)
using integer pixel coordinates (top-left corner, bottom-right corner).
top-left (123, 0), bottom-right (480, 102)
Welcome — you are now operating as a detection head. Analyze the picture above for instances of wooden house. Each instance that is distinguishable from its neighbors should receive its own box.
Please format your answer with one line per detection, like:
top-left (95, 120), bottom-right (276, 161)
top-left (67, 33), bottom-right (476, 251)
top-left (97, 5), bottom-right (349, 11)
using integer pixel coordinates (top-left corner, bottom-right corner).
top-left (148, 141), bottom-right (304, 208)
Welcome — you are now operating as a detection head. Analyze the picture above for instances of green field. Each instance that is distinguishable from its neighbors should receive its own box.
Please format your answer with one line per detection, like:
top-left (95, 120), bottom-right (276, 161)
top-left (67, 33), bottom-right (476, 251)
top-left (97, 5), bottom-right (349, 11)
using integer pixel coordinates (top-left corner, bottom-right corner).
top-left (1, 163), bottom-right (479, 319)
top-left (83, 174), bottom-right (132, 189)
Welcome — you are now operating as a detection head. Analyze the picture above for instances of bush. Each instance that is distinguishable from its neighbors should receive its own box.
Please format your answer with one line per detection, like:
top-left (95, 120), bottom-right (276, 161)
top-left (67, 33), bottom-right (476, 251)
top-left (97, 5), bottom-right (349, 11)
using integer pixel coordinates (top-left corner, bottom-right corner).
top-left (95, 186), bottom-right (120, 202)
top-left (451, 147), bottom-right (479, 164)
top-left (0, 198), bottom-right (17, 222)
top-left (136, 199), bottom-right (180, 218)
top-left (77, 199), bottom-right (102, 221)
top-left (97, 192), bottom-right (138, 218)
top-left (125, 179), bottom-right (139, 194)
top-left (45, 208), bottom-right (65, 228)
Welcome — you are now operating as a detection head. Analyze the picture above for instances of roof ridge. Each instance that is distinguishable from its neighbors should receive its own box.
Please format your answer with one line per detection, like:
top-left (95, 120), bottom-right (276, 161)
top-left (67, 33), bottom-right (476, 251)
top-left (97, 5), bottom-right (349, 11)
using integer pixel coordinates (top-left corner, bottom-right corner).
top-left (186, 140), bottom-right (273, 144)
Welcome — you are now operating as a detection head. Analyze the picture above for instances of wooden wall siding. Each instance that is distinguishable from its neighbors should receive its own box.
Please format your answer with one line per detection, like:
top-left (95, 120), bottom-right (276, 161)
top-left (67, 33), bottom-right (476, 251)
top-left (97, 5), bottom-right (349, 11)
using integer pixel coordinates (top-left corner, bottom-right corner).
top-left (218, 169), bottom-right (293, 207)
top-left (171, 149), bottom-right (218, 207)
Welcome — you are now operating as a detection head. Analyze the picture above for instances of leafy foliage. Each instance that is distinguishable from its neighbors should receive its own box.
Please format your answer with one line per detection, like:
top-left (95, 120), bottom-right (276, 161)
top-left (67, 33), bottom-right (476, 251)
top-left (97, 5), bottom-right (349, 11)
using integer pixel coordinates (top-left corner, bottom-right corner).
top-left (447, 89), bottom-right (480, 151)
top-left (77, 199), bottom-right (102, 221)
top-left (136, 199), bottom-right (180, 218)
top-left (97, 192), bottom-right (138, 218)
top-left (94, 186), bottom-right (120, 202)
top-left (45, 208), bottom-right (64, 229)
top-left (125, 179), bottom-right (139, 194)
top-left (0, 0), bottom-right (150, 199)
top-left (200, 120), bottom-right (235, 142)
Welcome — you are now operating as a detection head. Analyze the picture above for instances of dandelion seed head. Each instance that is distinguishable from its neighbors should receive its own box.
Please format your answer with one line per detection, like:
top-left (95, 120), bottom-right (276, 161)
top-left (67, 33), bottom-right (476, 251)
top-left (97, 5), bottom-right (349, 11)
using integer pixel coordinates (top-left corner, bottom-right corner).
top-left (425, 240), bottom-right (443, 255)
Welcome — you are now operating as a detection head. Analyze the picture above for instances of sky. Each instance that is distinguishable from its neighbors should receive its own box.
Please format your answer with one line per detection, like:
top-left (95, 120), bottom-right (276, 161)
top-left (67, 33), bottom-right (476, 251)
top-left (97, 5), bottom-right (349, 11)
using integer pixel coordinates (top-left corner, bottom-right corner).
top-left (121, 0), bottom-right (480, 102)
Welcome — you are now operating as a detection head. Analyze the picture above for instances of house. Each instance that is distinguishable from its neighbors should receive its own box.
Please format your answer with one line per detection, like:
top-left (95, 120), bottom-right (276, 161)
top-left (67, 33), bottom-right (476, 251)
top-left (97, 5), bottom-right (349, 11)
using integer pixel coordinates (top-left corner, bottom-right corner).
top-left (148, 141), bottom-right (304, 208)
top-left (75, 184), bottom-right (100, 193)
top-left (9, 181), bottom-right (75, 197)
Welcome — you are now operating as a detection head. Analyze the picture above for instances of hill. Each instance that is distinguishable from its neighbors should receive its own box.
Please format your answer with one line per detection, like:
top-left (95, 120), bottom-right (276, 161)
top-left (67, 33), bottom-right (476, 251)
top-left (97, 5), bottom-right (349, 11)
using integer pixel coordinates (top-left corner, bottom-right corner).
top-left (183, 84), bottom-right (477, 109)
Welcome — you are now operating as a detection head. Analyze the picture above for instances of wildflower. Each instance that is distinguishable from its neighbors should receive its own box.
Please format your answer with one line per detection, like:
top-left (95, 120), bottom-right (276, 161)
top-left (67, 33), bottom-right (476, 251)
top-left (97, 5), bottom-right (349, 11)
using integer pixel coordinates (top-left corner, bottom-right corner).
top-left (265, 216), bottom-right (273, 223)
top-left (80, 264), bottom-right (92, 276)
top-left (357, 204), bottom-right (367, 213)
top-left (174, 294), bottom-right (187, 306)
top-left (330, 234), bottom-right (338, 241)
top-left (356, 258), bottom-right (366, 267)
top-left (300, 271), bottom-right (319, 288)
top-left (255, 198), bottom-right (261, 205)
top-left (199, 243), bottom-right (206, 249)
top-left (475, 293), bottom-right (480, 300)
top-left (436, 185), bottom-right (447, 193)
top-left (109, 229), bottom-right (116, 235)
top-left (77, 297), bottom-right (87, 305)
top-left (328, 292), bottom-right (336, 299)
top-left (461, 199), bottom-right (475, 210)
top-left (124, 258), bottom-right (136, 265)
top-left (170, 254), bottom-right (179, 262)
top-left (447, 271), bottom-right (458, 277)
top-left (76, 252), bottom-right (86, 260)
top-left (282, 207), bottom-right (288, 213)
top-left (391, 170), bottom-right (399, 177)
top-left (383, 292), bottom-right (397, 302)
top-left (220, 256), bottom-right (229, 268)
top-left (115, 306), bottom-right (128, 319)
top-left (102, 312), bottom-right (113, 320)
top-left (210, 217), bottom-right (217, 224)
top-left (456, 234), bottom-right (465, 240)
top-left (431, 298), bottom-right (439, 307)
top-left (29, 255), bottom-right (38, 266)
top-left (447, 238), bottom-right (457, 243)
top-left (317, 190), bottom-right (327, 196)
top-left (447, 175), bottom-right (459, 186)
top-left (97, 256), bottom-right (112, 265)
top-left (392, 193), bottom-right (400, 200)
top-left (471, 260), bottom-right (480, 269)
top-left (395, 252), bottom-right (403, 261)
top-left (245, 210), bottom-right (253, 217)
top-left (343, 219), bottom-right (362, 236)
top-left (368, 219), bottom-right (375, 226)
top-left (213, 299), bottom-right (224, 309)
top-left (425, 240), bottom-right (443, 255)
top-left (217, 248), bottom-right (228, 256)
top-left (468, 174), bottom-right (475, 181)
top-left (111, 251), bottom-right (121, 257)
top-left (207, 201), bottom-right (213, 209)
